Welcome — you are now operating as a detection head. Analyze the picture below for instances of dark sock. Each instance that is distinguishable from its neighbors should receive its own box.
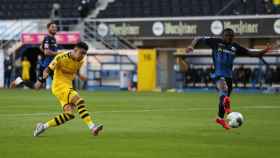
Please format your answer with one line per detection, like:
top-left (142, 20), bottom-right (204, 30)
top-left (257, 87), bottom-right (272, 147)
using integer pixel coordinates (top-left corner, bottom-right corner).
top-left (22, 81), bottom-right (34, 89)
top-left (218, 95), bottom-right (226, 118)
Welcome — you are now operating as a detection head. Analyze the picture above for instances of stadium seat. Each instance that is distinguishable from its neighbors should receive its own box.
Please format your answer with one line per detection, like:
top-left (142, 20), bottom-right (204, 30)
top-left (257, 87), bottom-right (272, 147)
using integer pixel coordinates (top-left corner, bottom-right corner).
top-left (0, 0), bottom-right (84, 19)
top-left (95, 0), bottom-right (277, 18)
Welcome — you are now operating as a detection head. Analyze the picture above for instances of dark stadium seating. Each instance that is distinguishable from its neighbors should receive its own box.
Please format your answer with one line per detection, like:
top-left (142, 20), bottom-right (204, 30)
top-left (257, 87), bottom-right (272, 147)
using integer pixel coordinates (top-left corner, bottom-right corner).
top-left (0, 0), bottom-right (277, 19)
top-left (0, 0), bottom-right (96, 19)
top-left (182, 66), bottom-right (280, 88)
top-left (98, 0), bottom-right (278, 18)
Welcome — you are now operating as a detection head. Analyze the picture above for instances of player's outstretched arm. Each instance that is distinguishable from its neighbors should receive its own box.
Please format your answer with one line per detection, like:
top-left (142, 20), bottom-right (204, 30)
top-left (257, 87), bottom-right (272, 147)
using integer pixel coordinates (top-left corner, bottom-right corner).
top-left (44, 49), bottom-right (58, 56)
top-left (186, 37), bottom-right (202, 53)
top-left (246, 43), bottom-right (273, 57)
top-left (39, 43), bottom-right (58, 56)
top-left (42, 67), bottom-right (51, 80)
top-left (41, 55), bottom-right (58, 82)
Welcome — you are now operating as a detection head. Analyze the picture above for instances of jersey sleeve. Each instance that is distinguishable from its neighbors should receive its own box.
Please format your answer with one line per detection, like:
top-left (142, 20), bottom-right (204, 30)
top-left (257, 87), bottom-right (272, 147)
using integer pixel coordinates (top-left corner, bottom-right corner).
top-left (41, 37), bottom-right (50, 50)
top-left (235, 44), bottom-right (249, 56)
top-left (198, 37), bottom-right (219, 49)
top-left (48, 55), bottom-right (59, 70)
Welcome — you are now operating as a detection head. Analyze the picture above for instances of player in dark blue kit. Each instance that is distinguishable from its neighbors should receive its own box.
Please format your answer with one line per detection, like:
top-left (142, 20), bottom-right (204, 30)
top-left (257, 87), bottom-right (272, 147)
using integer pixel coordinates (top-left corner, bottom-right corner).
top-left (12, 21), bottom-right (59, 89)
top-left (186, 28), bottom-right (272, 129)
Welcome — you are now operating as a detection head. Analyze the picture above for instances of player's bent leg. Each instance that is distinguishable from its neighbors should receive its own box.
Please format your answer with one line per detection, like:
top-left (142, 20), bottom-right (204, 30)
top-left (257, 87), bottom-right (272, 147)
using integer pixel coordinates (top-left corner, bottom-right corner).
top-left (217, 79), bottom-right (228, 118)
top-left (224, 78), bottom-right (233, 114)
top-left (33, 123), bottom-right (46, 137)
top-left (215, 118), bottom-right (230, 130)
top-left (215, 78), bottom-right (230, 130)
top-left (46, 104), bottom-right (75, 128)
top-left (71, 95), bottom-right (103, 136)
top-left (10, 77), bottom-right (23, 88)
top-left (71, 95), bottom-right (93, 127)
top-left (33, 104), bottom-right (75, 137)
top-left (22, 80), bottom-right (35, 89)
top-left (223, 96), bottom-right (231, 114)
top-left (10, 77), bottom-right (35, 89)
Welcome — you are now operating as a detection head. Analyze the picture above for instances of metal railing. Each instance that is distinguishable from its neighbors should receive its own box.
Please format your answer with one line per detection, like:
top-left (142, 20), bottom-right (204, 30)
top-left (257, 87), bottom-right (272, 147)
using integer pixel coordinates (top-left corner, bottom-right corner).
top-left (0, 20), bottom-right (35, 49)
top-left (0, 18), bottom-right (136, 50)
top-left (84, 20), bottom-right (136, 49)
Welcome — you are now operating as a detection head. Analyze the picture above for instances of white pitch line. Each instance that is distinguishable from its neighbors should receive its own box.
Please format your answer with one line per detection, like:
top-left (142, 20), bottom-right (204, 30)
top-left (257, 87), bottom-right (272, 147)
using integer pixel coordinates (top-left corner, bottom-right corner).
top-left (0, 106), bottom-right (279, 117)
top-left (240, 106), bottom-right (280, 109)
top-left (0, 108), bottom-right (209, 117)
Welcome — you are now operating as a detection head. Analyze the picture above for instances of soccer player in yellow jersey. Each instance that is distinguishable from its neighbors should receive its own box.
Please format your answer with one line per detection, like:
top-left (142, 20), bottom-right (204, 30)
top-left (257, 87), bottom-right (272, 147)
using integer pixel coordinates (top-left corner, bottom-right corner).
top-left (33, 42), bottom-right (103, 137)
top-left (21, 57), bottom-right (31, 81)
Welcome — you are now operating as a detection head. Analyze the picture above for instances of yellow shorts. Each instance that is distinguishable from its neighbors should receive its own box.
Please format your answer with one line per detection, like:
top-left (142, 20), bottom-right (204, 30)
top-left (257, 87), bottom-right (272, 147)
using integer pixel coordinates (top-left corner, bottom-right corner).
top-left (52, 87), bottom-right (79, 107)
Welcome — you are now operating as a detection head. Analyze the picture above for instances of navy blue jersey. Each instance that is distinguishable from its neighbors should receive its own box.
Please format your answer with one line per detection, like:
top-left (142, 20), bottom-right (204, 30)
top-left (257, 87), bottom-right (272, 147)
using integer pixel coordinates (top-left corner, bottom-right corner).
top-left (40, 35), bottom-right (58, 68)
top-left (199, 37), bottom-right (249, 78)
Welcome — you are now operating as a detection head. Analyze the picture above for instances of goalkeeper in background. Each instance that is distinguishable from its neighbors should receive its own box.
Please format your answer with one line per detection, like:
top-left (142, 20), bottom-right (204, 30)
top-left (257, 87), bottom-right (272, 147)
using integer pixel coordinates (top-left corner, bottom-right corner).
top-left (33, 42), bottom-right (103, 136)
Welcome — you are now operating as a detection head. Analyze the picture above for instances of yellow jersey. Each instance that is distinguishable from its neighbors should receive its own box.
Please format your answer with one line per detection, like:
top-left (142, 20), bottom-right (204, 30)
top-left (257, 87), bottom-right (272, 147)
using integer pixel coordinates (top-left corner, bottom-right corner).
top-left (48, 51), bottom-right (84, 93)
top-left (22, 60), bottom-right (31, 80)
top-left (273, 0), bottom-right (280, 5)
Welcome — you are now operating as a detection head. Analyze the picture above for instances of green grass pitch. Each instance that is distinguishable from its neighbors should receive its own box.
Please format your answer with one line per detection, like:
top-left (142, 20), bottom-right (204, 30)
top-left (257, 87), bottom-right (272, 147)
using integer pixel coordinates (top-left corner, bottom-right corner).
top-left (0, 89), bottom-right (279, 158)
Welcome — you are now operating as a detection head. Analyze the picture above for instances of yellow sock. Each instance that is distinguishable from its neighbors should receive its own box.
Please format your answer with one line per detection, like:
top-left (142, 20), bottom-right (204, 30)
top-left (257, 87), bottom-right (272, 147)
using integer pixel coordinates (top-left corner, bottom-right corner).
top-left (75, 99), bottom-right (95, 129)
top-left (46, 112), bottom-right (75, 128)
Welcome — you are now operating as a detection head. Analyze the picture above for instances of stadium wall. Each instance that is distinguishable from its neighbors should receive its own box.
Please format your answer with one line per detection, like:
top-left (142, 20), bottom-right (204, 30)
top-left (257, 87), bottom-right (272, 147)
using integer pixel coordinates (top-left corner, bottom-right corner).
top-left (0, 49), bottom-right (3, 87)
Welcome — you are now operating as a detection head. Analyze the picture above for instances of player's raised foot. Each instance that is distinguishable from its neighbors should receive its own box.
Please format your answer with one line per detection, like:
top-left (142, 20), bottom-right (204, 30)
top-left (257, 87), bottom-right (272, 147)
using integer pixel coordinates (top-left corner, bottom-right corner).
top-left (223, 96), bottom-right (232, 114)
top-left (33, 123), bottom-right (46, 137)
top-left (10, 77), bottom-right (23, 88)
top-left (91, 124), bottom-right (103, 136)
top-left (216, 118), bottom-right (230, 130)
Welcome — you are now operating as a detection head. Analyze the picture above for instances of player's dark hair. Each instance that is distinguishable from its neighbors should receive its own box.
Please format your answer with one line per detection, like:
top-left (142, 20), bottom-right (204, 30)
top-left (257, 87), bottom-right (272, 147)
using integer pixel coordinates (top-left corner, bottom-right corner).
top-left (76, 41), bottom-right (89, 51)
top-left (223, 28), bottom-right (234, 35)
top-left (47, 21), bottom-right (56, 28)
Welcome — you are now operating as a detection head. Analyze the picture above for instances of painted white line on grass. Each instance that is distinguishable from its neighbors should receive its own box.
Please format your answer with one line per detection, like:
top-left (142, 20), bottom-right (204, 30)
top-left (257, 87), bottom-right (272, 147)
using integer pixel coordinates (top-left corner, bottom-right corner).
top-left (0, 108), bottom-right (208, 117)
top-left (241, 106), bottom-right (280, 109)
top-left (0, 106), bottom-right (279, 117)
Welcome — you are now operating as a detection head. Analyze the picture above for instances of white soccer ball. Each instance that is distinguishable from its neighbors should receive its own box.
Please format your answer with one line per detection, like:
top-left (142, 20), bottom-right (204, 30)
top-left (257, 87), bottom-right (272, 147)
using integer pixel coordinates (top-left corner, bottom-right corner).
top-left (226, 112), bottom-right (244, 128)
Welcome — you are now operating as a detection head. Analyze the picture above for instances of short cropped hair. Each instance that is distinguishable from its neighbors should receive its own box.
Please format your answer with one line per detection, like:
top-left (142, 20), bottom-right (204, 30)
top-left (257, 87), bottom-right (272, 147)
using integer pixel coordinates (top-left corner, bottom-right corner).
top-left (76, 41), bottom-right (89, 51)
top-left (223, 28), bottom-right (234, 35)
top-left (47, 21), bottom-right (56, 29)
